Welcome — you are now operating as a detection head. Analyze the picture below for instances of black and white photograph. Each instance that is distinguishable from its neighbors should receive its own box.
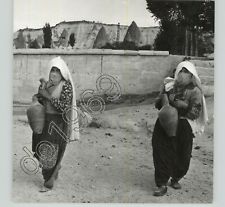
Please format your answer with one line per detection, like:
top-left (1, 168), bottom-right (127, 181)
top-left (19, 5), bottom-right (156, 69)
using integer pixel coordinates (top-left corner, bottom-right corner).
top-left (12, 0), bottom-right (215, 203)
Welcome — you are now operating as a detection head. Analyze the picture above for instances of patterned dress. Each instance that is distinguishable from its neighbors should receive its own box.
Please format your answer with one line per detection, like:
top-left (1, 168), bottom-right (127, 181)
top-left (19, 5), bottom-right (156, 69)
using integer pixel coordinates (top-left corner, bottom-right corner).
top-left (33, 80), bottom-right (73, 185)
top-left (50, 80), bottom-right (73, 112)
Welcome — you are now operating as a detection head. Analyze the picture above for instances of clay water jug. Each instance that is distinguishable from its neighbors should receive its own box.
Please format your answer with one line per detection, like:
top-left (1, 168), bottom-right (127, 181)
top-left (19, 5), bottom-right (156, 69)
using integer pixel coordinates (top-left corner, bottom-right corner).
top-left (158, 94), bottom-right (178, 137)
top-left (27, 95), bottom-right (45, 134)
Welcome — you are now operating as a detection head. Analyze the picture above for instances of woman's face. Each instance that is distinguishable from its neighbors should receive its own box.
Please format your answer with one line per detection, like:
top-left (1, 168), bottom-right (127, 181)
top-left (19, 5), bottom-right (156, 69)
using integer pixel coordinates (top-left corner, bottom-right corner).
top-left (49, 67), bottom-right (63, 86)
top-left (176, 67), bottom-right (193, 86)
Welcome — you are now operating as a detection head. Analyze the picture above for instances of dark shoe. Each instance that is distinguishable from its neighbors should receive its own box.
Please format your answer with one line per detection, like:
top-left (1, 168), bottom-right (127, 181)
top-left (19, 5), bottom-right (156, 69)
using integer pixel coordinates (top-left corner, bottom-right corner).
top-left (44, 179), bottom-right (54, 189)
top-left (39, 186), bottom-right (52, 193)
top-left (153, 185), bottom-right (167, 196)
top-left (170, 179), bottom-right (181, 189)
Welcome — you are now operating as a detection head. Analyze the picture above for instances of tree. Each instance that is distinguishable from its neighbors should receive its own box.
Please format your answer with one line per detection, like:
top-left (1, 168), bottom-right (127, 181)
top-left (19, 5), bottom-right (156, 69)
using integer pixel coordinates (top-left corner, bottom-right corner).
top-left (146, 1), bottom-right (214, 56)
top-left (29, 39), bottom-right (40, 49)
top-left (138, 44), bottom-right (152, 50)
top-left (42, 23), bottom-right (52, 48)
top-left (101, 41), bottom-right (151, 51)
top-left (14, 30), bottom-right (26, 49)
top-left (27, 33), bottom-right (32, 47)
top-left (68, 33), bottom-right (76, 48)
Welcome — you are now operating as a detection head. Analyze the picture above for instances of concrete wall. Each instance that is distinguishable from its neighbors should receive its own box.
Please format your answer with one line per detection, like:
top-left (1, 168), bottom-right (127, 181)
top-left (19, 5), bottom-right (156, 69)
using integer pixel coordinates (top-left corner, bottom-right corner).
top-left (13, 49), bottom-right (186, 104)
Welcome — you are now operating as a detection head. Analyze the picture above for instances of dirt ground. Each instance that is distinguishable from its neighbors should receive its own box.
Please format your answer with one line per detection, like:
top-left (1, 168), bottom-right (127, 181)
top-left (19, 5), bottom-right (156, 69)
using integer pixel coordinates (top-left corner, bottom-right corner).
top-left (12, 96), bottom-right (214, 203)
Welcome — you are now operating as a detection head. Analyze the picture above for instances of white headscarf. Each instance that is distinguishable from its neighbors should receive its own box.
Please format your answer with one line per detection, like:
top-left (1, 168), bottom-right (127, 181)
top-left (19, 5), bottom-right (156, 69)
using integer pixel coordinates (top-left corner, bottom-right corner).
top-left (165, 60), bottom-right (208, 135)
top-left (175, 61), bottom-right (202, 91)
top-left (48, 56), bottom-right (80, 141)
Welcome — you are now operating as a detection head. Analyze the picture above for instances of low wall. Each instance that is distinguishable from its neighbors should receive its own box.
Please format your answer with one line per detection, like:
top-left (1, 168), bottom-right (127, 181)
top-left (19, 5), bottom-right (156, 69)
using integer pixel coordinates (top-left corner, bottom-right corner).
top-left (13, 49), bottom-right (185, 104)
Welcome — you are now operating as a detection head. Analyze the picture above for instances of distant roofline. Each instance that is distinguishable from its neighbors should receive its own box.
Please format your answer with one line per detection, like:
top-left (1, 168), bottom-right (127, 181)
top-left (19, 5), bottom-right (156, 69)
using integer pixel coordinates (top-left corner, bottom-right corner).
top-left (15, 20), bottom-right (160, 33)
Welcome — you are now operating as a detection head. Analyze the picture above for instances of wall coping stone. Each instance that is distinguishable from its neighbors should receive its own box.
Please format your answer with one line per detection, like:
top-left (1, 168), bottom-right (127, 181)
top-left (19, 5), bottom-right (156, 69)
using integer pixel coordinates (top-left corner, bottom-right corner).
top-left (13, 49), bottom-right (169, 56)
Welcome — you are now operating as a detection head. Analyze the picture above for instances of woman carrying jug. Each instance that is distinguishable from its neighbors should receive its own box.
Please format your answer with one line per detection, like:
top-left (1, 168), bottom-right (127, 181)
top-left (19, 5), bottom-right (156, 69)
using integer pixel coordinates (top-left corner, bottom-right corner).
top-left (34, 56), bottom-right (79, 192)
top-left (152, 60), bottom-right (208, 196)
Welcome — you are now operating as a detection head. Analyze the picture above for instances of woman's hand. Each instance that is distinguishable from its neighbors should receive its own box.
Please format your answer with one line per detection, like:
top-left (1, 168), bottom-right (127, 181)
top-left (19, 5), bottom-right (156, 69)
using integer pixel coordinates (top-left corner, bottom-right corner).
top-left (173, 100), bottom-right (188, 109)
top-left (38, 88), bottom-right (51, 100)
top-left (168, 94), bottom-right (175, 103)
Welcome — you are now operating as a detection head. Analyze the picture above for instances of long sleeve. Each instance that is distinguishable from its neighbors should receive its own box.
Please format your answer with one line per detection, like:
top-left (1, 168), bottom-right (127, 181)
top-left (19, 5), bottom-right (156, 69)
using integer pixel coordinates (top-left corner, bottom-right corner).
top-left (155, 84), bottom-right (165, 110)
top-left (186, 87), bottom-right (202, 120)
top-left (50, 81), bottom-right (73, 112)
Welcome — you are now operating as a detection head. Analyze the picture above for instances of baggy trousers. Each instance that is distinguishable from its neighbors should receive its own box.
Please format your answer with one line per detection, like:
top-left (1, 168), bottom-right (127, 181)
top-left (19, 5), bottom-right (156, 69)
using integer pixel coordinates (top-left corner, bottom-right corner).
top-left (152, 118), bottom-right (194, 187)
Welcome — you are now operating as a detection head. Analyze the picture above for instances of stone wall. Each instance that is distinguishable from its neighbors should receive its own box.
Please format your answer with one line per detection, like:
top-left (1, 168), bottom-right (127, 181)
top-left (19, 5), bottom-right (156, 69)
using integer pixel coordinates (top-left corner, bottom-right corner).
top-left (13, 49), bottom-right (212, 104)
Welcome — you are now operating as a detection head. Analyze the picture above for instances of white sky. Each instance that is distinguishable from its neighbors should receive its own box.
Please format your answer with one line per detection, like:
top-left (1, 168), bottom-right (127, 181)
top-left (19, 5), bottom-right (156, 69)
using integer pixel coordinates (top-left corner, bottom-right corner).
top-left (13, 0), bottom-right (159, 31)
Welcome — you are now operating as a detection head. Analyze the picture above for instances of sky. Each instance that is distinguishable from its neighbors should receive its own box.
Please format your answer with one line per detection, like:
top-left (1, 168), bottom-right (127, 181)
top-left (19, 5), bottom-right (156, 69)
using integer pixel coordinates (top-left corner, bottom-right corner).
top-left (13, 0), bottom-right (159, 31)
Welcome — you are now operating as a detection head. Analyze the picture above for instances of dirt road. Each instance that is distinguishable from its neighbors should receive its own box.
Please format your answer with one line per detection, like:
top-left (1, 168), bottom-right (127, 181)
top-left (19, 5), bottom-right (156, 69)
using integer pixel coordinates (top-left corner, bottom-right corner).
top-left (12, 97), bottom-right (213, 203)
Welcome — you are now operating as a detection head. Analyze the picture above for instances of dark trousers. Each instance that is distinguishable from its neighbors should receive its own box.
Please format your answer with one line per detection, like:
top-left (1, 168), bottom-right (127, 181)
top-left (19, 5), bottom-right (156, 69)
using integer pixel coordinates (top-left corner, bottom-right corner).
top-left (152, 118), bottom-right (194, 187)
top-left (32, 114), bottom-right (67, 182)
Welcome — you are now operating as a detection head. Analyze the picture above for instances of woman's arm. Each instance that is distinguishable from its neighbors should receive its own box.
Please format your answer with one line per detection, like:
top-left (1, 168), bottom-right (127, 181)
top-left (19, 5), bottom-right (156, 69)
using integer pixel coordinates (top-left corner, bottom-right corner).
top-left (185, 87), bottom-right (202, 120)
top-left (36, 94), bottom-right (44, 105)
top-left (171, 99), bottom-right (189, 109)
top-left (155, 84), bottom-right (165, 110)
top-left (50, 81), bottom-right (73, 113)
